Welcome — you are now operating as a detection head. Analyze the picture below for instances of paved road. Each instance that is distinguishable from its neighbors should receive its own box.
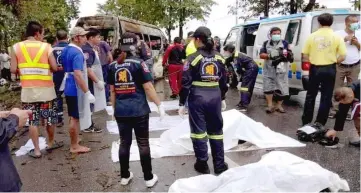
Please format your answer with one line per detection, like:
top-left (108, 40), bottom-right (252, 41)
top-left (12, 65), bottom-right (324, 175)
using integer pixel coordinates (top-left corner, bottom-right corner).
top-left (12, 80), bottom-right (360, 192)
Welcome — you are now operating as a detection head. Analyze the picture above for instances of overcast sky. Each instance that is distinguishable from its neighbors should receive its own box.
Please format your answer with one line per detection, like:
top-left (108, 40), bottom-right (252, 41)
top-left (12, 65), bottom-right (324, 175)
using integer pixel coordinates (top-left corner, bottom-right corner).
top-left (72, 0), bottom-right (353, 39)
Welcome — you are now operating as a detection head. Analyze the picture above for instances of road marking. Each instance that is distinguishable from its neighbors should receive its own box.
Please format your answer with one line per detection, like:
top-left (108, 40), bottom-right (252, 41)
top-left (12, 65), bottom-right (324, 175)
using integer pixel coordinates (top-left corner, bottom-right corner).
top-left (224, 155), bottom-right (239, 168)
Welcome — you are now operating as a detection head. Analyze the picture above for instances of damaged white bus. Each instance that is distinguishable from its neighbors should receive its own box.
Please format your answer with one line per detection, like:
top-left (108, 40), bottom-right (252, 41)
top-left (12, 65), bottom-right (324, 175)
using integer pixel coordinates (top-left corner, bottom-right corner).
top-left (76, 15), bottom-right (167, 79)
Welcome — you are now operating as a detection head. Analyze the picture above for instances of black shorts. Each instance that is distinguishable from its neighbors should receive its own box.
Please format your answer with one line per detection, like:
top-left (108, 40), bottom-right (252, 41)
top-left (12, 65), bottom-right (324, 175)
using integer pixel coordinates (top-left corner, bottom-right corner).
top-left (65, 96), bottom-right (79, 119)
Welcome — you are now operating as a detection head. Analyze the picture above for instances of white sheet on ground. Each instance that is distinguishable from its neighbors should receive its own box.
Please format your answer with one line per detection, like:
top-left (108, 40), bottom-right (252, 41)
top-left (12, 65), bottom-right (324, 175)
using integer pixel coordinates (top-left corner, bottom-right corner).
top-left (168, 151), bottom-right (350, 192)
top-left (111, 110), bottom-right (305, 162)
top-left (148, 100), bottom-right (179, 112)
top-left (15, 137), bottom-right (47, 156)
top-left (107, 115), bottom-right (186, 134)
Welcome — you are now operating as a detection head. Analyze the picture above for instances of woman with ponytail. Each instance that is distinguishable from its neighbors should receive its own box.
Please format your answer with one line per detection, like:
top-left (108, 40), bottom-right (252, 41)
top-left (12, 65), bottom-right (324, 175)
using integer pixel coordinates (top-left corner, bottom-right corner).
top-left (178, 26), bottom-right (229, 175)
top-left (108, 32), bottom-right (165, 187)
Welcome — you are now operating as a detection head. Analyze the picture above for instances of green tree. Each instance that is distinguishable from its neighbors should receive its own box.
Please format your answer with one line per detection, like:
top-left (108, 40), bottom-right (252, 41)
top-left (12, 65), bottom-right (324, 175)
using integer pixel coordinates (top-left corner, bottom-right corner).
top-left (350, 0), bottom-right (360, 11)
top-left (0, 4), bottom-right (19, 49)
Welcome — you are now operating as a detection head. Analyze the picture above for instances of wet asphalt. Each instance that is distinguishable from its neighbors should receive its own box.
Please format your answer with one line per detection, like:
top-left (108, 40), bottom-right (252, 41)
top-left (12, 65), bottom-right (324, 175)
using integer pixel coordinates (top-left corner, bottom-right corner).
top-left (12, 80), bottom-right (360, 192)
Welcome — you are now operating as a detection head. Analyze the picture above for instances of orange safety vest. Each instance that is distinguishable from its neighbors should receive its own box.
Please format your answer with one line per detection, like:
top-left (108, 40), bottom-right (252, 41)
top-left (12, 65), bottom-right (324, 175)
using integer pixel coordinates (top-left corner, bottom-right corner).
top-left (15, 41), bottom-right (54, 88)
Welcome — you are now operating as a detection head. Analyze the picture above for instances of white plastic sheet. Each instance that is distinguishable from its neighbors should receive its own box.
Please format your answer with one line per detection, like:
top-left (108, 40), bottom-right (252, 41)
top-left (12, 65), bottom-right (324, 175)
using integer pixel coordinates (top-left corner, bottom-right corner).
top-left (111, 110), bottom-right (305, 162)
top-left (15, 137), bottom-right (47, 156)
top-left (168, 151), bottom-right (350, 192)
top-left (107, 115), bottom-right (185, 134)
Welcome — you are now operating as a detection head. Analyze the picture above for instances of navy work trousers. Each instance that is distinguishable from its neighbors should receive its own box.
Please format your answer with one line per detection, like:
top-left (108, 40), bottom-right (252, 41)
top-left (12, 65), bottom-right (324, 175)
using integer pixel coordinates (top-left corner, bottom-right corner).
top-left (239, 66), bottom-right (258, 107)
top-left (53, 71), bottom-right (65, 124)
top-left (188, 87), bottom-right (225, 170)
top-left (302, 64), bottom-right (336, 126)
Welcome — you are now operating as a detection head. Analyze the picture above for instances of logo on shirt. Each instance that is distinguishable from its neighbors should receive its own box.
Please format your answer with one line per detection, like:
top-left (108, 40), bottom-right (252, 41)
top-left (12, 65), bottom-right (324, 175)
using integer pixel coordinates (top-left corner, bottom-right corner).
top-left (115, 68), bottom-right (136, 94)
top-left (183, 62), bottom-right (190, 71)
top-left (200, 62), bottom-right (219, 82)
top-left (141, 62), bottom-right (150, 73)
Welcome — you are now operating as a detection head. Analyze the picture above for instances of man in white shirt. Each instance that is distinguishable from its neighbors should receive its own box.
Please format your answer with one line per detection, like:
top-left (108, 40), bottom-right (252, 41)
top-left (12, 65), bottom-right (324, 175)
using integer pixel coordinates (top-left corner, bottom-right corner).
top-left (0, 50), bottom-right (11, 81)
top-left (330, 15), bottom-right (361, 118)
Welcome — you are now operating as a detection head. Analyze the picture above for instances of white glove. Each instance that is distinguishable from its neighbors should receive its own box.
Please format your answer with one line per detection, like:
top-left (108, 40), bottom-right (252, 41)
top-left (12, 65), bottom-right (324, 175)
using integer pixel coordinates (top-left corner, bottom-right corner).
top-left (221, 100), bottom-right (227, 111)
top-left (179, 106), bottom-right (186, 118)
top-left (96, 80), bottom-right (105, 90)
top-left (237, 82), bottom-right (242, 90)
top-left (157, 103), bottom-right (165, 121)
top-left (85, 91), bottom-right (96, 103)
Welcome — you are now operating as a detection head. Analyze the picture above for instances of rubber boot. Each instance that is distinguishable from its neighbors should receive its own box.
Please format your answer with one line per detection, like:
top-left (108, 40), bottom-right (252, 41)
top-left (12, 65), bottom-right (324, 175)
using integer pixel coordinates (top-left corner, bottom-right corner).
top-left (194, 160), bottom-right (210, 174)
top-left (214, 162), bottom-right (228, 175)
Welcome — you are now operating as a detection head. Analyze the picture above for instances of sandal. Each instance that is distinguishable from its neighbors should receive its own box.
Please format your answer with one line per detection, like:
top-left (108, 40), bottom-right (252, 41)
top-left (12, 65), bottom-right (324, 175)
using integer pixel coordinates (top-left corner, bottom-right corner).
top-left (46, 141), bottom-right (64, 152)
top-left (275, 107), bottom-right (286, 113)
top-left (28, 149), bottom-right (42, 159)
top-left (266, 107), bottom-right (275, 114)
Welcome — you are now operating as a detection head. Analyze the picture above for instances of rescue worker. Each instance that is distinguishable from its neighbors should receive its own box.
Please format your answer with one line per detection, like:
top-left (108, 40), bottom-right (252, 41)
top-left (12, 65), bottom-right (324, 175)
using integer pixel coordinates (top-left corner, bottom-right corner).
top-left (52, 30), bottom-right (69, 127)
top-left (10, 21), bottom-right (62, 158)
top-left (61, 26), bottom-right (94, 153)
top-left (179, 26), bottom-right (228, 175)
top-left (326, 81), bottom-right (360, 147)
top-left (108, 32), bottom-right (165, 187)
top-left (223, 44), bottom-right (259, 112)
top-left (162, 37), bottom-right (186, 99)
top-left (82, 28), bottom-right (106, 133)
top-left (185, 31), bottom-right (197, 57)
top-left (260, 27), bottom-right (294, 114)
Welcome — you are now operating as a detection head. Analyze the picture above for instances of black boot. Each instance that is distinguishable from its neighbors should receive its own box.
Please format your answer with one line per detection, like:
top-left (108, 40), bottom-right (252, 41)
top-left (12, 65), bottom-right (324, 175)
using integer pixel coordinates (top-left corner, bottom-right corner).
top-left (194, 161), bottom-right (210, 174)
top-left (214, 162), bottom-right (228, 175)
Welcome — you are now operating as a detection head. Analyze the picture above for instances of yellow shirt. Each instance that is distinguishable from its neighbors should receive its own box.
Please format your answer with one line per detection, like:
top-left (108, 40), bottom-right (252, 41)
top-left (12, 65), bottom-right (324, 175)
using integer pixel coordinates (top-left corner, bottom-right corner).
top-left (302, 28), bottom-right (347, 66)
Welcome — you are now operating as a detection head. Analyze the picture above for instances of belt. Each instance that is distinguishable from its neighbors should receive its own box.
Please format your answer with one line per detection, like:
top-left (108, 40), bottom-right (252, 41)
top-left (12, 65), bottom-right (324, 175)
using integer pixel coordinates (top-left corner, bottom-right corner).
top-left (340, 60), bottom-right (360, 67)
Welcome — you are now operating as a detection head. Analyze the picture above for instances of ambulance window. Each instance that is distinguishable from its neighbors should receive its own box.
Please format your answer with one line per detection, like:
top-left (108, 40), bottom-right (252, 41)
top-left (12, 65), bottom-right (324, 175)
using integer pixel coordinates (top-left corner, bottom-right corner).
top-left (224, 28), bottom-right (239, 46)
top-left (285, 21), bottom-right (300, 45)
top-left (150, 35), bottom-right (162, 50)
top-left (143, 34), bottom-right (150, 47)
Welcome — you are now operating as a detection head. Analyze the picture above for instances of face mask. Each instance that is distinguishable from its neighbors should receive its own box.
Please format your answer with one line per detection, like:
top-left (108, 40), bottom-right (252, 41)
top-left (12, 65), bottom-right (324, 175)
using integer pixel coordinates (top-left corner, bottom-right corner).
top-left (350, 23), bottom-right (359, 31)
top-left (223, 52), bottom-right (232, 58)
top-left (271, 34), bottom-right (281, 42)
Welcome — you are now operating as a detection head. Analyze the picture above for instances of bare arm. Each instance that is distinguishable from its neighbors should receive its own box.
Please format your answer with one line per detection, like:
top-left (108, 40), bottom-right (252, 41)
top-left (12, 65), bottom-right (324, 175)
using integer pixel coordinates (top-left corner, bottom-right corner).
top-left (87, 67), bottom-right (99, 83)
top-left (337, 56), bottom-right (346, 64)
top-left (10, 47), bottom-right (17, 74)
top-left (143, 82), bottom-right (161, 106)
top-left (107, 52), bottom-right (113, 64)
top-left (74, 70), bottom-right (89, 93)
top-left (48, 52), bottom-right (58, 72)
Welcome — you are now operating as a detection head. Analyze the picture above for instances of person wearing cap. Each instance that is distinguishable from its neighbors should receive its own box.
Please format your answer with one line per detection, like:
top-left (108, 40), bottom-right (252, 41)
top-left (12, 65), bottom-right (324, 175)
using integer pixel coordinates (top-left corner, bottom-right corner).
top-left (179, 26), bottom-right (229, 175)
top-left (10, 21), bottom-right (61, 158)
top-left (61, 26), bottom-right (95, 153)
top-left (108, 32), bottom-right (165, 187)
top-left (185, 31), bottom-right (197, 57)
top-left (81, 28), bottom-right (106, 133)
top-left (52, 29), bottom-right (69, 127)
top-left (223, 44), bottom-right (259, 112)
top-left (259, 27), bottom-right (294, 114)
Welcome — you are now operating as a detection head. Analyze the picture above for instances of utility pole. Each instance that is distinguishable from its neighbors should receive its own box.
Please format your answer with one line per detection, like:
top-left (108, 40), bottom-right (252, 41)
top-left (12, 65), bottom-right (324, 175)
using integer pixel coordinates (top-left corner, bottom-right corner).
top-left (264, 0), bottom-right (269, 18)
top-left (235, 0), bottom-right (238, 25)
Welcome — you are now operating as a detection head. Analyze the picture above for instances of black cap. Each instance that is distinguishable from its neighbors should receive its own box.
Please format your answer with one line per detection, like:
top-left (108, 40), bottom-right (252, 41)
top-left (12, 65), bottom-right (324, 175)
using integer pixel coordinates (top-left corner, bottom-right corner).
top-left (193, 26), bottom-right (212, 39)
top-left (120, 32), bottom-right (138, 52)
top-left (223, 43), bottom-right (235, 52)
top-left (187, 31), bottom-right (194, 37)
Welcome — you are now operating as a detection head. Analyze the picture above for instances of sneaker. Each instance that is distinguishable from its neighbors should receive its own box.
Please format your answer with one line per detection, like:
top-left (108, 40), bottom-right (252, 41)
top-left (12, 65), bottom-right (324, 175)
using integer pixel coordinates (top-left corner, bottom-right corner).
top-left (346, 114), bottom-right (352, 121)
top-left (237, 106), bottom-right (248, 112)
top-left (319, 137), bottom-right (339, 149)
top-left (170, 94), bottom-right (178, 99)
top-left (145, 174), bottom-right (158, 188)
top-left (349, 139), bottom-right (360, 147)
top-left (120, 172), bottom-right (133, 185)
top-left (328, 112), bottom-right (336, 119)
top-left (214, 162), bottom-right (229, 175)
top-left (83, 124), bottom-right (103, 133)
top-left (194, 161), bottom-right (210, 174)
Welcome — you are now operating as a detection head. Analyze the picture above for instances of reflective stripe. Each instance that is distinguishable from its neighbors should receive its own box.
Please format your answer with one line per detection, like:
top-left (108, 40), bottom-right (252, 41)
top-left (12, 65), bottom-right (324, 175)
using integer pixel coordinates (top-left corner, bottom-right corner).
top-left (33, 43), bottom-right (47, 63)
top-left (215, 55), bottom-right (225, 64)
top-left (19, 42), bottom-right (33, 64)
top-left (20, 75), bottom-right (52, 81)
top-left (191, 55), bottom-right (203, 66)
top-left (192, 81), bottom-right (219, 87)
top-left (234, 51), bottom-right (239, 57)
top-left (208, 134), bottom-right (223, 140)
top-left (18, 63), bottom-right (50, 69)
top-left (190, 132), bottom-right (207, 139)
top-left (239, 87), bottom-right (248, 91)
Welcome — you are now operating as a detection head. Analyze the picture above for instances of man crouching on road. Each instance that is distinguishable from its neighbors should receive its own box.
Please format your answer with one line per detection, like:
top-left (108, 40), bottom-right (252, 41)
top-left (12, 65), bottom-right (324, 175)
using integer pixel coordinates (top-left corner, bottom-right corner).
top-left (326, 81), bottom-right (360, 147)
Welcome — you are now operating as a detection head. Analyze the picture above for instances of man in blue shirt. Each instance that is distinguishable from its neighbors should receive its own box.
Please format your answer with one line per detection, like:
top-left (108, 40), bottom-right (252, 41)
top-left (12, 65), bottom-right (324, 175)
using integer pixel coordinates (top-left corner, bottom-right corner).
top-left (98, 40), bottom-right (113, 103)
top-left (82, 28), bottom-right (105, 133)
top-left (62, 27), bottom-right (95, 153)
top-left (53, 30), bottom-right (68, 127)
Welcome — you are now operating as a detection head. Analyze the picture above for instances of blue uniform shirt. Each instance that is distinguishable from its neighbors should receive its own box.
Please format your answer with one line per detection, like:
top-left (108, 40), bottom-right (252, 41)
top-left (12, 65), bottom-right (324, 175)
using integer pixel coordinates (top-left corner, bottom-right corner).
top-left (108, 56), bottom-right (153, 117)
top-left (53, 42), bottom-right (68, 91)
top-left (82, 42), bottom-right (97, 92)
top-left (62, 45), bottom-right (85, 96)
